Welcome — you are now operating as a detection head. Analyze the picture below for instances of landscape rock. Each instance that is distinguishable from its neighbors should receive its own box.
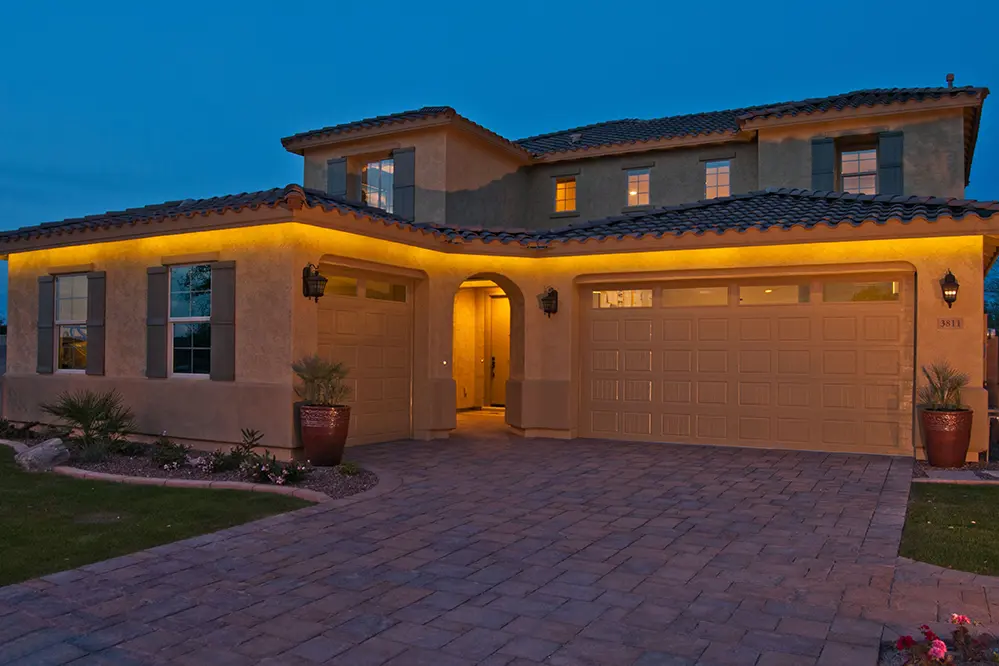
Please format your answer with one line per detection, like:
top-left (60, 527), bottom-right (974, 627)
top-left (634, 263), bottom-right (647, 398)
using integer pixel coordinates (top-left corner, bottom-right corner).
top-left (15, 438), bottom-right (70, 471)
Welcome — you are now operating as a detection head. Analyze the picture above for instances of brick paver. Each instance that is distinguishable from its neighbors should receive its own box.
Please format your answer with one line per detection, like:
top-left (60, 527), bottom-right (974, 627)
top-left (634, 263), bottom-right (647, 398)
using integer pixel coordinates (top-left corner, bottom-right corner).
top-left (0, 411), bottom-right (976, 665)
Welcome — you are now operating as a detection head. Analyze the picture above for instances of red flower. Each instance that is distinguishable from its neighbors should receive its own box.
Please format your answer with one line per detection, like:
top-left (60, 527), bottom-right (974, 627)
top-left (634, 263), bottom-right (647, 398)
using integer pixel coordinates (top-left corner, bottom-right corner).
top-left (896, 635), bottom-right (916, 650)
top-left (919, 624), bottom-right (940, 641)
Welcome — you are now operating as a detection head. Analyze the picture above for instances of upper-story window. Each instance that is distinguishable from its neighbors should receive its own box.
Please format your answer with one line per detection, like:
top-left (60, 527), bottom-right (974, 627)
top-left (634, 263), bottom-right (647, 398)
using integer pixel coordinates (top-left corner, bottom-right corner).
top-left (705, 161), bottom-right (731, 199)
top-left (554, 176), bottom-right (576, 212)
top-left (55, 274), bottom-right (88, 371)
top-left (361, 158), bottom-right (394, 213)
top-left (841, 148), bottom-right (877, 194)
top-left (170, 264), bottom-right (212, 376)
top-left (626, 168), bottom-right (650, 207)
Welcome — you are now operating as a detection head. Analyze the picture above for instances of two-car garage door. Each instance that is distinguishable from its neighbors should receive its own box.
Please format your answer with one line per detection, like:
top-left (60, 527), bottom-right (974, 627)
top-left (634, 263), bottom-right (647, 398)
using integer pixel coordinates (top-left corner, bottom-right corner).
top-left (579, 275), bottom-right (914, 454)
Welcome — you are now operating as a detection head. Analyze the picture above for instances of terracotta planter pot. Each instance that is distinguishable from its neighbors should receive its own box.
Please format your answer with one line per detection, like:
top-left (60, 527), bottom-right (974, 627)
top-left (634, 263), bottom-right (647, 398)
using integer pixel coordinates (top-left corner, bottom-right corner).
top-left (921, 409), bottom-right (973, 468)
top-left (298, 404), bottom-right (350, 466)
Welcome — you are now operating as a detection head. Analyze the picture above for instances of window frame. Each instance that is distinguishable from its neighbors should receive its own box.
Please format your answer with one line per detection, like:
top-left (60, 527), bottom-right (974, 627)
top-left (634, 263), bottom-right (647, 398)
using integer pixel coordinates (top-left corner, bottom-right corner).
top-left (553, 176), bottom-right (577, 213)
top-left (704, 160), bottom-right (731, 199)
top-left (361, 157), bottom-right (395, 213)
top-left (839, 147), bottom-right (878, 195)
top-left (625, 168), bottom-right (651, 207)
top-left (53, 273), bottom-right (88, 374)
top-left (168, 263), bottom-right (212, 379)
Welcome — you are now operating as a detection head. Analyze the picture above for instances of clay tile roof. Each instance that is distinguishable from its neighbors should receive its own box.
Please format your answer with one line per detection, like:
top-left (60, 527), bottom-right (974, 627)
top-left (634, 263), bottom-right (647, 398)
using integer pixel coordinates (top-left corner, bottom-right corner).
top-left (280, 106), bottom-right (455, 147)
top-left (515, 86), bottom-right (987, 155)
top-left (3, 186), bottom-right (997, 249)
top-left (545, 188), bottom-right (999, 243)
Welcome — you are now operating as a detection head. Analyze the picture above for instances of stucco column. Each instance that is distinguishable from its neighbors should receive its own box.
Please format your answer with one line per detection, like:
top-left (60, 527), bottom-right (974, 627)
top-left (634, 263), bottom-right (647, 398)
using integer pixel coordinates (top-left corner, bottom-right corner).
top-left (913, 240), bottom-right (988, 460)
top-left (505, 273), bottom-right (576, 438)
top-left (412, 275), bottom-right (459, 439)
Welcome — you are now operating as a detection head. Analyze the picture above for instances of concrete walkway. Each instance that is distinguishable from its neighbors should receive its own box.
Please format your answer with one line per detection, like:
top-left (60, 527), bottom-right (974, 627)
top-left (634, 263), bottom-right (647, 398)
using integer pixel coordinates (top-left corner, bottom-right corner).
top-left (0, 411), bottom-right (989, 665)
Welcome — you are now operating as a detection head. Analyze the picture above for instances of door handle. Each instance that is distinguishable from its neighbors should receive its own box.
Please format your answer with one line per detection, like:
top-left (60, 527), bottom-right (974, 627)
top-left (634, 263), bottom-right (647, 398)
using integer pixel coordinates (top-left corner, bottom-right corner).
top-left (490, 356), bottom-right (496, 379)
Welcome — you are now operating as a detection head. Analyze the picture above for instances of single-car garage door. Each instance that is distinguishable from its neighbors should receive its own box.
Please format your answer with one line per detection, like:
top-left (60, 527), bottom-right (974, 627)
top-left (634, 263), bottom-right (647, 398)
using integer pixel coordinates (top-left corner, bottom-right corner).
top-left (579, 274), bottom-right (914, 454)
top-left (318, 266), bottom-right (412, 445)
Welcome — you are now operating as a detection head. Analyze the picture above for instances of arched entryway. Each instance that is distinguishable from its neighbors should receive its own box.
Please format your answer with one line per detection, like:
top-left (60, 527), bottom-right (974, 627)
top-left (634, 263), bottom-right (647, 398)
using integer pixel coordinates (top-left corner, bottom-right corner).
top-left (451, 273), bottom-right (525, 433)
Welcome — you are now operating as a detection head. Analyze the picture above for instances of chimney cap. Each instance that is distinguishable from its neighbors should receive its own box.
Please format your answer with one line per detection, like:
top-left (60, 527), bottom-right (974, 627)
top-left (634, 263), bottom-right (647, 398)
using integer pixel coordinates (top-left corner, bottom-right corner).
top-left (946, 73), bottom-right (955, 88)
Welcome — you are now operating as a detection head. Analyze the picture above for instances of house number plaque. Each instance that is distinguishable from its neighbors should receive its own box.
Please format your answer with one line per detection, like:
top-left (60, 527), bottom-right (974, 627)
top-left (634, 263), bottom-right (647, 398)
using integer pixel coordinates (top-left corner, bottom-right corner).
top-left (937, 317), bottom-right (964, 329)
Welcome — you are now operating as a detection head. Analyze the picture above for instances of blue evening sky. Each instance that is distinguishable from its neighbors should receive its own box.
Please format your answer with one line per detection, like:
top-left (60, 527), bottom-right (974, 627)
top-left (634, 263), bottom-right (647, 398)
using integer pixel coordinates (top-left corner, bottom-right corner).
top-left (1, 0), bottom-right (997, 317)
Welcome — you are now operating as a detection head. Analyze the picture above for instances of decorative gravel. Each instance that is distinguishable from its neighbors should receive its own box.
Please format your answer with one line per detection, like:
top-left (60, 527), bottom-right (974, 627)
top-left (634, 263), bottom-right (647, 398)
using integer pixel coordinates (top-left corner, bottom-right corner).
top-left (73, 454), bottom-right (378, 500)
top-left (913, 459), bottom-right (999, 480)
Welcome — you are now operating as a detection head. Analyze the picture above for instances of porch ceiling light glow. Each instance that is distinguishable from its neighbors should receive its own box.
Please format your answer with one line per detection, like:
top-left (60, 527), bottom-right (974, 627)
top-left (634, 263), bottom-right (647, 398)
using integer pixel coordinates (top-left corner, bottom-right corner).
top-left (302, 263), bottom-right (328, 302)
top-left (940, 269), bottom-right (960, 308)
top-left (539, 287), bottom-right (559, 318)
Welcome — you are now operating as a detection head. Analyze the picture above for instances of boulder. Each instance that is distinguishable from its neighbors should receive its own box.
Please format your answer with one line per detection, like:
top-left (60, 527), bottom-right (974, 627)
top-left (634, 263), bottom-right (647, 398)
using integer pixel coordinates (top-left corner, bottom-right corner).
top-left (15, 438), bottom-right (70, 472)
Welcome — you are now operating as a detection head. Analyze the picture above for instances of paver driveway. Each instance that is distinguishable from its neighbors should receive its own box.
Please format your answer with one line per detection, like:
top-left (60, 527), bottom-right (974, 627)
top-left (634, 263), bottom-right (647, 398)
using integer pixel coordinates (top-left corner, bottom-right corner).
top-left (0, 411), bottom-right (926, 665)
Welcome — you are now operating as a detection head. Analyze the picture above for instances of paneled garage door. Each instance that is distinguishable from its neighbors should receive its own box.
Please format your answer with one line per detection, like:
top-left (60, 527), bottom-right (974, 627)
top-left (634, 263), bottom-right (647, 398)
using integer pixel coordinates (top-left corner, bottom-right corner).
top-left (579, 275), bottom-right (914, 454)
top-left (318, 267), bottom-right (412, 445)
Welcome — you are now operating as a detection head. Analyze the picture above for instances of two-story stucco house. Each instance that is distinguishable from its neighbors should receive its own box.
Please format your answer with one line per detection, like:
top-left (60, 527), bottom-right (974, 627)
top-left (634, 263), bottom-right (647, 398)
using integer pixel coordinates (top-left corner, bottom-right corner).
top-left (1, 82), bottom-right (995, 460)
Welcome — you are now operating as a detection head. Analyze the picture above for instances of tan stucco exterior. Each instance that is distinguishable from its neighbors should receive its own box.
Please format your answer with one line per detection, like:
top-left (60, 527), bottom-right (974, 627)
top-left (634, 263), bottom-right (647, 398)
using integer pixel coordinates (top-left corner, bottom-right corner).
top-left (3, 197), bottom-right (994, 460)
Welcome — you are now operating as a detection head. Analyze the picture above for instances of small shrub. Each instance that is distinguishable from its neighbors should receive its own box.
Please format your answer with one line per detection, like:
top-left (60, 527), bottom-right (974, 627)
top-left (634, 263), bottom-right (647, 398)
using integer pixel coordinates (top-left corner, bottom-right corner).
top-left (338, 461), bottom-right (362, 476)
top-left (918, 362), bottom-right (970, 411)
top-left (240, 451), bottom-right (311, 485)
top-left (40, 389), bottom-right (135, 449)
top-left (292, 355), bottom-right (351, 406)
top-left (72, 438), bottom-right (112, 463)
top-left (197, 428), bottom-right (265, 474)
top-left (108, 439), bottom-right (146, 457)
top-left (150, 434), bottom-right (191, 469)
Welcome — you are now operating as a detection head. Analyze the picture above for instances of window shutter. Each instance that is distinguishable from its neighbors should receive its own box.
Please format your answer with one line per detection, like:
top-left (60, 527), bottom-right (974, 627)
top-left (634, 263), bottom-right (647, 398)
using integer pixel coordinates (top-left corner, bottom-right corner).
top-left (878, 131), bottom-right (904, 196)
top-left (326, 158), bottom-right (347, 198)
top-left (37, 276), bottom-right (54, 374)
top-left (210, 261), bottom-right (236, 381)
top-left (146, 266), bottom-right (168, 378)
top-left (392, 147), bottom-right (416, 221)
top-left (86, 271), bottom-right (106, 376)
top-left (811, 138), bottom-right (835, 191)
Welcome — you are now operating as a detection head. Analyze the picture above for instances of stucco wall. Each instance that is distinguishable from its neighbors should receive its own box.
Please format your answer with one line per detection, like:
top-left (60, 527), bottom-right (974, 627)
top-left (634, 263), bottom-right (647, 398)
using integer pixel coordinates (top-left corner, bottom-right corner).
top-left (522, 142), bottom-right (759, 230)
top-left (758, 109), bottom-right (967, 197)
top-left (4, 221), bottom-right (299, 449)
top-left (445, 131), bottom-right (527, 228)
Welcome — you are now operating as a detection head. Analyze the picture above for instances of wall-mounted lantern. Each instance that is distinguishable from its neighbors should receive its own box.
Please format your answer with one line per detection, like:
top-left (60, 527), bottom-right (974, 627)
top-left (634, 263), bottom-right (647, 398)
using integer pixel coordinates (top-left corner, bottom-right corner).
top-left (302, 263), bottom-right (328, 302)
top-left (940, 270), bottom-right (960, 308)
top-left (539, 287), bottom-right (559, 317)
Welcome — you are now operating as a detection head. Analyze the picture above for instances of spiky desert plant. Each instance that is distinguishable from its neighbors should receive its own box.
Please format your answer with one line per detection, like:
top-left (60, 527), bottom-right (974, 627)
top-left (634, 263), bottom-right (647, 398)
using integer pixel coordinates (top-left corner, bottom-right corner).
top-left (40, 389), bottom-right (136, 456)
top-left (917, 362), bottom-right (970, 411)
top-left (292, 354), bottom-right (352, 406)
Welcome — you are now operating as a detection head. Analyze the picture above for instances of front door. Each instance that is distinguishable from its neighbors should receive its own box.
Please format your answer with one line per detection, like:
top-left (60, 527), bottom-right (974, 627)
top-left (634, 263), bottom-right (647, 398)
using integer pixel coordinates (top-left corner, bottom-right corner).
top-left (489, 295), bottom-right (510, 406)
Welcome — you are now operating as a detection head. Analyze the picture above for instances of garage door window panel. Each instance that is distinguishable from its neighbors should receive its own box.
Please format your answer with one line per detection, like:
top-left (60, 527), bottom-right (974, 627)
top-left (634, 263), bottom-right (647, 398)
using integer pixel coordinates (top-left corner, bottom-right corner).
top-left (823, 280), bottom-right (900, 302)
top-left (739, 284), bottom-right (809, 305)
top-left (366, 280), bottom-right (407, 302)
top-left (325, 276), bottom-right (358, 297)
top-left (661, 286), bottom-right (728, 308)
top-left (592, 289), bottom-right (652, 309)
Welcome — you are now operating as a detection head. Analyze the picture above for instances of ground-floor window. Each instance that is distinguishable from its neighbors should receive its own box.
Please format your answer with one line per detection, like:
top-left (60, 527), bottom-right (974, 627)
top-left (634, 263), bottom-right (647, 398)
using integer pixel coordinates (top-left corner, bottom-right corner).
top-left (55, 274), bottom-right (88, 371)
top-left (169, 264), bottom-right (211, 376)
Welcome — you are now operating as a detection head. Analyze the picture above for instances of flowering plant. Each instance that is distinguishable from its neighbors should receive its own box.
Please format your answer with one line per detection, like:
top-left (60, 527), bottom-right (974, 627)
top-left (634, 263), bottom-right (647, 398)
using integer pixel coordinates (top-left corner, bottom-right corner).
top-left (239, 450), bottom-right (311, 485)
top-left (894, 615), bottom-right (996, 664)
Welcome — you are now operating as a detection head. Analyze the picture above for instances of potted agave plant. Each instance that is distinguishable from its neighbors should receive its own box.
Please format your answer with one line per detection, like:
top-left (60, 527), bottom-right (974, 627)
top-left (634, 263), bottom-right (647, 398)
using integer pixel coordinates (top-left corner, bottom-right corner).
top-left (292, 354), bottom-right (352, 466)
top-left (918, 361), bottom-right (973, 468)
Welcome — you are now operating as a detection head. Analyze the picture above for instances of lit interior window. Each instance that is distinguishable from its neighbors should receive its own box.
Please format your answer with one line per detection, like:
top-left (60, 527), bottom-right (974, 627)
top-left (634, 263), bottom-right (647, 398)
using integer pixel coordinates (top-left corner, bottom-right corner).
top-left (626, 169), bottom-right (650, 207)
top-left (361, 158), bottom-right (395, 212)
top-left (554, 176), bottom-right (576, 212)
top-left (705, 161), bottom-right (731, 199)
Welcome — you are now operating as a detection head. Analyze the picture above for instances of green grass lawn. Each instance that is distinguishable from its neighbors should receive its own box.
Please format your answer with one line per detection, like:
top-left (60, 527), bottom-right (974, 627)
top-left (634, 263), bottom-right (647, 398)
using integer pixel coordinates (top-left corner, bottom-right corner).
top-left (0, 447), bottom-right (309, 586)
top-left (900, 483), bottom-right (999, 576)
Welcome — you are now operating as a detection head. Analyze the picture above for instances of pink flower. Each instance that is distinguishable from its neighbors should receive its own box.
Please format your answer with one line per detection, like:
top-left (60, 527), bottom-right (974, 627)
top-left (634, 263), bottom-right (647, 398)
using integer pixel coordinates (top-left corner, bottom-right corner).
top-left (950, 613), bottom-right (971, 625)
top-left (928, 639), bottom-right (947, 660)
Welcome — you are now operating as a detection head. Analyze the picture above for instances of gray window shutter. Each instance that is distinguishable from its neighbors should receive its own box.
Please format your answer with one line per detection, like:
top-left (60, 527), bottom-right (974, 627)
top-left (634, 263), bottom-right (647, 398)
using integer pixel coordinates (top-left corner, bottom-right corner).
top-left (811, 138), bottom-right (835, 191)
top-left (86, 271), bottom-right (106, 376)
top-left (37, 276), bottom-right (54, 374)
top-left (878, 131), bottom-right (904, 196)
top-left (393, 147), bottom-right (416, 221)
top-left (210, 261), bottom-right (236, 382)
top-left (326, 158), bottom-right (347, 198)
top-left (146, 266), bottom-right (168, 378)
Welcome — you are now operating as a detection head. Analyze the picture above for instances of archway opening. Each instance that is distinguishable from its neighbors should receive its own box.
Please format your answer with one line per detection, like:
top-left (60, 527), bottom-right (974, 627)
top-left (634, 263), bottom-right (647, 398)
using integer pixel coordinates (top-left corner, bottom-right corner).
top-left (452, 273), bottom-right (524, 435)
